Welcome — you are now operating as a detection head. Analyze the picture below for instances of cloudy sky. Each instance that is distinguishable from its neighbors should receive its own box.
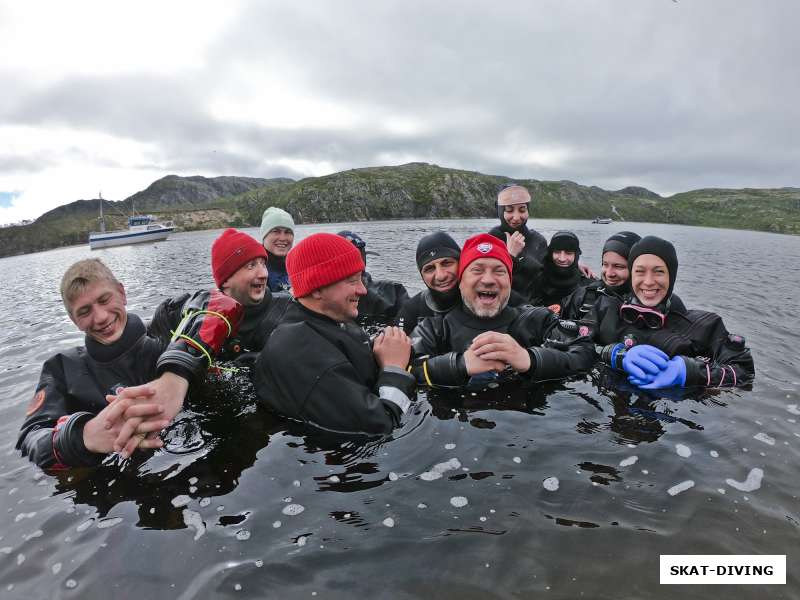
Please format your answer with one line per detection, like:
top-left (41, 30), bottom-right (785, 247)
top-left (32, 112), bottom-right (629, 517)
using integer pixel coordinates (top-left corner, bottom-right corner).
top-left (1, 0), bottom-right (797, 224)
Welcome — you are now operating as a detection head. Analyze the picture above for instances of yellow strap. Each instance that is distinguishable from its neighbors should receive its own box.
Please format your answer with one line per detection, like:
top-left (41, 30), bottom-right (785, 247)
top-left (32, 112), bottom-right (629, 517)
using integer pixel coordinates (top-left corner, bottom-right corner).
top-left (169, 307), bottom-right (235, 372)
top-left (422, 360), bottom-right (433, 387)
top-left (175, 309), bottom-right (233, 338)
top-left (175, 333), bottom-right (213, 367)
top-left (199, 310), bottom-right (233, 336)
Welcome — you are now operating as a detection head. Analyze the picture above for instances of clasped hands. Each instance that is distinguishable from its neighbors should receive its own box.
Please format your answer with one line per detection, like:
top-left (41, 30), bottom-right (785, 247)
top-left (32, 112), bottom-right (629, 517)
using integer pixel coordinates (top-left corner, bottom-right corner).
top-left (464, 331), bottom-right (531, 376)
top-left (82, 372), bottom-right (189, 459)
top-left (622, 344), bottom-right (686, 389)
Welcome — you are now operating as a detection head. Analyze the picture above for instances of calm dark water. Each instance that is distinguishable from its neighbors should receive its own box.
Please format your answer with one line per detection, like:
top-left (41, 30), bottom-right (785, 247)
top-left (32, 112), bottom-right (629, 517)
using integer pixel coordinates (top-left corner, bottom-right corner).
top-left (0, 219), bottom-right (798, 599)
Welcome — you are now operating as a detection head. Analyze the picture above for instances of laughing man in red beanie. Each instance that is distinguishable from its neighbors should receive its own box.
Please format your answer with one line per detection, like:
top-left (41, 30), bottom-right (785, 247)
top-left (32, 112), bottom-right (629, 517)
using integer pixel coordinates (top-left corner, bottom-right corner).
top-left (411, 233), bottom-right (594, 388)
top-left (148, 228), bottom-right (291, 361)
top-left (107, 228), bottom-right (293, 456)
top-left (254, 233), bottom-right (416, 434)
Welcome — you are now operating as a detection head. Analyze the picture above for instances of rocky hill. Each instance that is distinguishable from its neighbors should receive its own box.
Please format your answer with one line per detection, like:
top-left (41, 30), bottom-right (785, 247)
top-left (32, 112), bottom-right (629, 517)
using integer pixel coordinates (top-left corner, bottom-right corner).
top-left (1, 164), bottom-right (798, 258)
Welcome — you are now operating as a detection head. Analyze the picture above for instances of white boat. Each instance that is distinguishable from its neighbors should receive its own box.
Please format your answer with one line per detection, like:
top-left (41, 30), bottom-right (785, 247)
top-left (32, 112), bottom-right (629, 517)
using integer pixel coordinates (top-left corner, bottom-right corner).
top-left (89, 195), bottom-right (175, 249)
top-left (591, 217), bottom-right (613, 224)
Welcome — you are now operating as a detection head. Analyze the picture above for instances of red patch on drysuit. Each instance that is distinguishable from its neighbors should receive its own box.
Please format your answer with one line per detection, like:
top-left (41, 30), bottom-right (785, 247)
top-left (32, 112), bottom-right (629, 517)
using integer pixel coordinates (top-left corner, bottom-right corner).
top-left (26, 389), bottom-right (46, 415)
top-left (579, 325), bottom-right (589, 337)
top-left (548, 304), bottom-right (562, 316)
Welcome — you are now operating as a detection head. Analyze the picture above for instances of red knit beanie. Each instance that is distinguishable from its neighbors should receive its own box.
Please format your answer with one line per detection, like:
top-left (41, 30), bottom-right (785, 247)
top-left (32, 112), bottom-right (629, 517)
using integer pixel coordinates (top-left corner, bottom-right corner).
top-left (458, 233), bottom-right (513, 280)
top-left (287, 233), bottom-right (365, 298)
top-left (211, 228), bottom-right (268, 288)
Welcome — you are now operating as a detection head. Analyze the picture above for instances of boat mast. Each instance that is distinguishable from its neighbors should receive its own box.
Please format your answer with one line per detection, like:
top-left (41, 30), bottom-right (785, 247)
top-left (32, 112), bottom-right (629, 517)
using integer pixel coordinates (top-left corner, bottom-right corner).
top-left (99, 191), bottom-right (106, 233)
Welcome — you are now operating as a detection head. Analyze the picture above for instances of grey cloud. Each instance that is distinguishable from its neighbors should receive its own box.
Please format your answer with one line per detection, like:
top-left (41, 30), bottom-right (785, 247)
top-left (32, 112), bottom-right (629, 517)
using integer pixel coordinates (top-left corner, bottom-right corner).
top-left (3, 0), bottom-right (798, 200)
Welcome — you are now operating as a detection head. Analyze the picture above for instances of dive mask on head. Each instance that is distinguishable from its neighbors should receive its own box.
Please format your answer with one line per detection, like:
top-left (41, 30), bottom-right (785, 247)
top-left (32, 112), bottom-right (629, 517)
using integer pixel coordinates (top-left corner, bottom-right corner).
top-left (619, 302), bottom-right (666, 329)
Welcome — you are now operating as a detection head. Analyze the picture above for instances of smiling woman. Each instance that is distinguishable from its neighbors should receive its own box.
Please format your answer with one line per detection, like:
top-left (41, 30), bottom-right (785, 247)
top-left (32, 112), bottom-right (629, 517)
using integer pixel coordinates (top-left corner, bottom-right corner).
top-left (593, 236), bottom-right (755, 390)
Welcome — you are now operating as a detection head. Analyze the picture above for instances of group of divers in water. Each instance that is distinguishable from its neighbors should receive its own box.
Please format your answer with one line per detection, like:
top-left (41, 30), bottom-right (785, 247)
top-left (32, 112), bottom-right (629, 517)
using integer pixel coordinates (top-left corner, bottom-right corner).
top-left (17, 184), bottom-right (755, 470)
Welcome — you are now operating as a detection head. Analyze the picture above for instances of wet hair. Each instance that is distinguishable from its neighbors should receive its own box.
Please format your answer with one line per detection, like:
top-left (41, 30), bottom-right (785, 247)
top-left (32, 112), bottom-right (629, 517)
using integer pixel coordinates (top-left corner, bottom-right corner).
top-left (60, 258), bottom-right (120, 313)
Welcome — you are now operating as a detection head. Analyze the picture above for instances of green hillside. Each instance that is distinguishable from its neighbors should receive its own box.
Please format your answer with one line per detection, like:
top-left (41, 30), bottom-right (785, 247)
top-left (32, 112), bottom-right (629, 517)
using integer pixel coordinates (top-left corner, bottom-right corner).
top-left (1, 164), bottom-right (797, 258)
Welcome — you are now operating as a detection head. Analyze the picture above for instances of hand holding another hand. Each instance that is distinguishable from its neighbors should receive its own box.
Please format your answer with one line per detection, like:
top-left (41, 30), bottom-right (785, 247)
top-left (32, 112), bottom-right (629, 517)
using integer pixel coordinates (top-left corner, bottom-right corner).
top-left (103, 372), bottom-right (190, 458)
top-left (373, 326), bottom-right (412, 370)
top-left (469, 331), bottom-right (531, 373)
top-left (83, 396), bottom-right (167, 456)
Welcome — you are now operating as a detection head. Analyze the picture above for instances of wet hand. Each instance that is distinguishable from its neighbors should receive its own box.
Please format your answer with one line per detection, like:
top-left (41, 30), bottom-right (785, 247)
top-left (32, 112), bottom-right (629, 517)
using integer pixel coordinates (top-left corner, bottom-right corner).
top-left (373, 326), bottom-right (412, 370)
top-left (104, 372), bottom-right (189, 457)
top-left (83, 397), bottom-right (167, 455)
top-left (469, 331), bottom-right (531, 373)
top-left (463, 348), bottom-right (506, 375)
top-left (505, 232), bottom-right (525, 257)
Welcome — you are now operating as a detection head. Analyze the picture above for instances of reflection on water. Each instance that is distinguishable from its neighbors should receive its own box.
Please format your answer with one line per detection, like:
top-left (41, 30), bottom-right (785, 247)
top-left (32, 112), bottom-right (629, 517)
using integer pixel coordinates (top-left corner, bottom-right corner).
top-left (0, 219), bottom-right (799, 599)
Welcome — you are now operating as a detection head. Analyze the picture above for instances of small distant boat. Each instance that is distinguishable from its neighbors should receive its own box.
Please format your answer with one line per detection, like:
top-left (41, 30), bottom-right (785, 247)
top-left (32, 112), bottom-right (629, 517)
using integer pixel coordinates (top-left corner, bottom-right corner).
top-left (591, 217), bottom-right (613, 224)
top-left (89, 194), bottom-right (175, 250)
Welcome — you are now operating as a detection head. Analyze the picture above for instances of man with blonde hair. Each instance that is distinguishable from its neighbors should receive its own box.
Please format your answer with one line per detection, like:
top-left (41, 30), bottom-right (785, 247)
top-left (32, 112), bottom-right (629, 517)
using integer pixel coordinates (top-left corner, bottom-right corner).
top-left (17, 258), bottom-right (242, 469)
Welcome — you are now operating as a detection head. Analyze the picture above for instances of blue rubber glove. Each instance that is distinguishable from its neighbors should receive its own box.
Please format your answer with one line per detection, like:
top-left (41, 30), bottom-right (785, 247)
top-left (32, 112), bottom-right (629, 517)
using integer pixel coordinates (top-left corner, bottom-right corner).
top-left (636, 356), bottom-right (687, 389)
top-left (622, 344), bottom-right (670, 382)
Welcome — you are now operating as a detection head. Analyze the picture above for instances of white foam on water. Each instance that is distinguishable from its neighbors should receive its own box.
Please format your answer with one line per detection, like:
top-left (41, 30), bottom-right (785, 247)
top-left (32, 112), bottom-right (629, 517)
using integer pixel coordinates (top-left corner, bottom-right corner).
top-left (417, 503), bottom-right (427, 509)
top-left (787, 404), bottom-right (800, 415)
top-left (23, 530), bottom-right (43, 540)
top-left (450, 496), bottom-right (468, 508)
top-left (543, 477), bottom-right (559, 491)
top-left (236, 530), bottom-right (250, 541)
top-left (171, 495), bottom-right (191, 508)
top-left (445, 443), bottom-right (456, 450)
top-left (420, 458), bottom-right (461, 481)
top-left (65, 579), bottom-right (77, 589)
top-left (710, 450), bottom-right (719, 458)
top-left (675, 444), bottom-right (692, 458)
top-left (182, 509), bottom-right (205, 541)
top-left (328, 475), bottom-right (340, 483)
top-left (255, 560), bottom-right (263, 568)
top-left (51, 562), bottom-right (62, 575)
top-left (382, 517), bottom-right (395, 527)
top-left (188, 477), bottom-right (198, 485)
top-left (292, 480), bottom-right (301, 487)
top-left (717, 488), bottom-right (726, 494)
top-left (272, 521), bottom-right (282, 528)
top-left (199, 498), bottom-right (211, 507)
top-left (388, 472), bottom-right (398, 481)
top-left (667, 480), bottom-right (695, 496)
top-left (619, 456), bottom-right (638, 467)
top-left (513, 457), bottom-right (522, 464)
top-left (14, 512), bottom-right (36, 522)
top-left (97, 517), bottom-right (123, 530)
top-left (726, 468), bottom-right (763, 492)
top-left (754, 432), bottom-right (775, 446)
top-left (297, 535), bottom-right (308, 546)
top-left (16, 554), bottom-right (24, 566)
top-left (76, 519), bottom-right (93, 533)
top-left (282, 504), bottom-right (305, 516)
